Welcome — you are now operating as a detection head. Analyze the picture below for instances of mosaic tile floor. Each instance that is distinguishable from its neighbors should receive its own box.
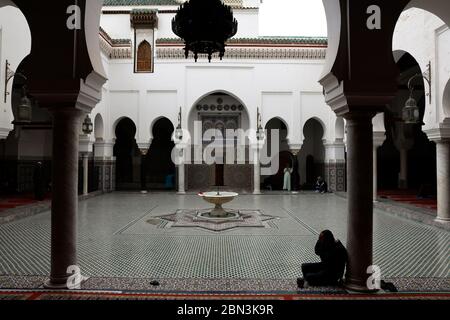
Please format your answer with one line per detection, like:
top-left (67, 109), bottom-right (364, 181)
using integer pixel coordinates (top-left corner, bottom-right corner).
top-left (0, 192), bottom-right (448, 285)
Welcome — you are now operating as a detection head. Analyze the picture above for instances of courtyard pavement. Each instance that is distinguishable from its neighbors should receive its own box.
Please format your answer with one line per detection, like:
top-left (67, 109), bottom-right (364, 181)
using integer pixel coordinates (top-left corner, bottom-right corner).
top-left (0, 192), bottom-right (448, 292)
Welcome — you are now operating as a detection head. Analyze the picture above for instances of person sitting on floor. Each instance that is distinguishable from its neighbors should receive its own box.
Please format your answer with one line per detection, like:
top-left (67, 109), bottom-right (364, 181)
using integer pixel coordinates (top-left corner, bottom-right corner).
top-left (315, 176), bottom-right (328, 194)
top-left (297, 230), bottom-right (347, 288)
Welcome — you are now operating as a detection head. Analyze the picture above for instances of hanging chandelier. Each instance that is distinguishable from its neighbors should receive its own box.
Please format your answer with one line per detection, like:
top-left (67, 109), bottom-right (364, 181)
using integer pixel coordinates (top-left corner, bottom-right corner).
top-left (172, 0), bottom-right (238, 63)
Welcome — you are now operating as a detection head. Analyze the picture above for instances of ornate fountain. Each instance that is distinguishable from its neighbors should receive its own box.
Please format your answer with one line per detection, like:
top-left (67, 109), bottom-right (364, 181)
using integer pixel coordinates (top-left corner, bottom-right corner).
top-left (197, 164), bottom-right (239, 220)
top-left (199, 191), bottom-right (239, 218)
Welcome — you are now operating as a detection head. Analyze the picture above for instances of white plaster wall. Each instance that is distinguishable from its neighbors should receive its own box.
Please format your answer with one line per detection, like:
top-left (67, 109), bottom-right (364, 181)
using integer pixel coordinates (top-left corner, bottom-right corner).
top-left (146, 90), bottom-right (178, 141)
top-left (393, 8), bottom-right (450, 129)
top-left (300, 92), bottom-right (333, 142)
top-left (100, 13), bottom-right (132, 39)
top-left (0, 6), bottom-right (31, 139)
top-left (102, 57), bottom-right (333, 147)
top-left (436, 25), bottom-right (450, 118)
top-left (261, 92), bottom-right (293, 141)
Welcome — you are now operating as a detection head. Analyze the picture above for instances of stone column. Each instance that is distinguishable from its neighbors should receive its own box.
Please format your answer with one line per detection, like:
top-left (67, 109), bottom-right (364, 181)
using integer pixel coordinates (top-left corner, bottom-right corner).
top-left (399, 148), bottom-right (408, 189)
top-left (253, 147), bottom-right (261, 195)
top-left (45, 108), bottom-right (83, 289)
top-left (373, 146), bottom-right (378, 202)
top-left (345, 112), bottom-right (376, 292)
top-left (290, 149), bottom-right (300, 193)
top-left (140, 149), bottom-right (148, 194)
top-left (373, 134), bottom-right (386, 202)
top-left (177, 148), bottom-right (186, 195)
top-left (436, 141), bottom-right (450, 222)
top-left (82, 153), bottom-right (89, 196)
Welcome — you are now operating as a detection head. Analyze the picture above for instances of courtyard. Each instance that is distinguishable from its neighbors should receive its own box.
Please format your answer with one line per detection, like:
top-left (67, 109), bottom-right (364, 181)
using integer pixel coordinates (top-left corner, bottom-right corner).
top-left (0, 192), bottom-right (448, 293)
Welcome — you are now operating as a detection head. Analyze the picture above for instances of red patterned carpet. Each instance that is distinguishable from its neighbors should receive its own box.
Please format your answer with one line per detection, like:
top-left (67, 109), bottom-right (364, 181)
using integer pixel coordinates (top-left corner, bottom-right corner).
top-left (0, 194), bottom-right (51, 213)
top-left (1, 291), bottom-right (449, 301)
top-left (378, 190), bottom-right (437, 211)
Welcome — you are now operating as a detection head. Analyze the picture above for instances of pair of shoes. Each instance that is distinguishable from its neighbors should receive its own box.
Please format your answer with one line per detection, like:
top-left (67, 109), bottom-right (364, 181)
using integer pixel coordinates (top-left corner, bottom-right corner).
top-left (381, 280), bottom-right (398, 292)
top-left (297, 278), bottom-right (305, 289)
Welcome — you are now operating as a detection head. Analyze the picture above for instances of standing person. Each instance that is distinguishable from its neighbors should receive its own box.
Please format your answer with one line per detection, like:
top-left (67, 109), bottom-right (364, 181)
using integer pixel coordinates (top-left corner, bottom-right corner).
top-left (297, 230), bottom-right (347, 288)
top-left (283, 166), bottom-right (293, 192)
top-left (33, 162), bottom-right (45, 201)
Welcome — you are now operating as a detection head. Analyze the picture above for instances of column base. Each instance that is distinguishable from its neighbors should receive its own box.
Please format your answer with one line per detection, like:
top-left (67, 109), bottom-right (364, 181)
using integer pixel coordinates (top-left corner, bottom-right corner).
top-left (435, 217), bottom-right (450, 223)
top-left (398, 180), bottom-right (408, 190)
top-left (140, 190), bottom-right (148, 194)
top-left (44, 275), bottom-right (89, 290)
top-left (253, 191), bottom-right (262, 195)
top-left (177, 191), bottom-right (186, 195)
top-left (344, 281), bottom-right (379, 294)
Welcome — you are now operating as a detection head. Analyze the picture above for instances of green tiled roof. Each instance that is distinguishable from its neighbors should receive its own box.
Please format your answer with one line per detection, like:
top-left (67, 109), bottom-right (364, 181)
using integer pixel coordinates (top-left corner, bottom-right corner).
top-left (157, 37), bottom-right (328, 45)
top-left (103, 0), bottom-right (179, 6)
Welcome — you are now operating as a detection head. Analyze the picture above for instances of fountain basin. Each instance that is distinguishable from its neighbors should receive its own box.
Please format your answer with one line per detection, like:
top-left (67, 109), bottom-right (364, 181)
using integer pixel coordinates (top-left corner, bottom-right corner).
top-left (199, 192), bottom-right (239, 218)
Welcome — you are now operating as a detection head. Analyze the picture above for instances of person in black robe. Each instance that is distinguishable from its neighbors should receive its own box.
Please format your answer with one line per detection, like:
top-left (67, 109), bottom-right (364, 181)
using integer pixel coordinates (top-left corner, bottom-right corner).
top-left (315, 176), bottom-right (328, 193)
top-left (297, 230), bottom-right (347, 288)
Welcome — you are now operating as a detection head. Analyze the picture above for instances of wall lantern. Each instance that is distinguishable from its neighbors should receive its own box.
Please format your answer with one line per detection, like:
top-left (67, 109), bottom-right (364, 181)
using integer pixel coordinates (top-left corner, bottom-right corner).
top-left (17, 86), bottom-right (32, 123)
top-left (402, 62), bottom-right (431, 124)
top-left (256, 108), bottom-right (265, 141)
top-left (82, 115), bottom-right (94, 135)
top-left (175, 107), bottom-right (184, 141)
top-left (4, 59), bottom-right (27, 103)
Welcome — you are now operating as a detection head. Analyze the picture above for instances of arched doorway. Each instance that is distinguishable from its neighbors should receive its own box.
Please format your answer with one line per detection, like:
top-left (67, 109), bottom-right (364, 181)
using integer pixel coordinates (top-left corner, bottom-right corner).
top-left (300, 118), bottom-right (325, 189)
top-left (113, 118), bottom-right (139, 190)
top-left (378, 51), bottom-right (437, 197)
top-left (186, 91), bottom-right (251, 191)
top-left (262, 118), bottom-right (295, 191)
top-left (145, 118), bottom-right (176, 190)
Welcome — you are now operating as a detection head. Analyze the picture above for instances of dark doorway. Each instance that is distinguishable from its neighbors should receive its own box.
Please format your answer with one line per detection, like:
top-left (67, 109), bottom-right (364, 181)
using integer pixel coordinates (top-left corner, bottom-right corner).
top-left (263, 118), bottom-right (294, 190)
top-left (145, 118), bottom-right (176, 190)
top-left (301, 118), bottom-right (325, 190)
top-left (114, 118), bottom-right (139, 190)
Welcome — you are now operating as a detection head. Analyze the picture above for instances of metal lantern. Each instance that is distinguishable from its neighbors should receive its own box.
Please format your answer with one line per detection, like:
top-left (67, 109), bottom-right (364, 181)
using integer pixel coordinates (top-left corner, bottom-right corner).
top-left (82, 115), bottom-right (94, 135)
top-left (257, 127), bottom-right (266, 141)
top-left (175, 108), bottom-right (183, 141)
top-left (402, 94), bottom-right (420, 124)
top-left (175, 127), bottom-right (184, 141)
top-left (256, 108), bottom-right (265, 141)
top-left (17, 87), bottom-right (32, 123)
top-left (172, 0), bottom-right (238, 62)
top-left (402, 62), bottom-right (431, 125)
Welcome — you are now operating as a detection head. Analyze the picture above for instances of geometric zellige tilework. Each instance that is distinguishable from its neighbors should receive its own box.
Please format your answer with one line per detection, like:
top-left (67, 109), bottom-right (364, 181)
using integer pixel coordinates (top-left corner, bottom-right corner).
top-left (0, 193), bottom-right (448, 280)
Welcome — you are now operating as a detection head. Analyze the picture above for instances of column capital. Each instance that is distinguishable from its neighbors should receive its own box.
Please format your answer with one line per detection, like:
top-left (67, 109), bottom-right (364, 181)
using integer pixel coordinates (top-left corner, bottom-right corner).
top-left (373, 132), bottom-right (386, 148)
top-left (137, 142), bottom-right (151, 151)
top-left (288, 143), bottom-right (302, 154)
top-left (79, 134), bottom-right (93, 154)
top-left (320, 74), bottom-right (394, 118)
top-left (324, 140), bottom-right (345, 148)
top-left (424, 120), bottom-right (450, 143)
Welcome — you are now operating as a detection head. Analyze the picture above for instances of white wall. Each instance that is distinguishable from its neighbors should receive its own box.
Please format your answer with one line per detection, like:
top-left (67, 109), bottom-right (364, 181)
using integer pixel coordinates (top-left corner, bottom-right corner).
top-left (393, 8), bottom-right (450, 129)
top-left (0, 6), bottom-right (31, 139)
